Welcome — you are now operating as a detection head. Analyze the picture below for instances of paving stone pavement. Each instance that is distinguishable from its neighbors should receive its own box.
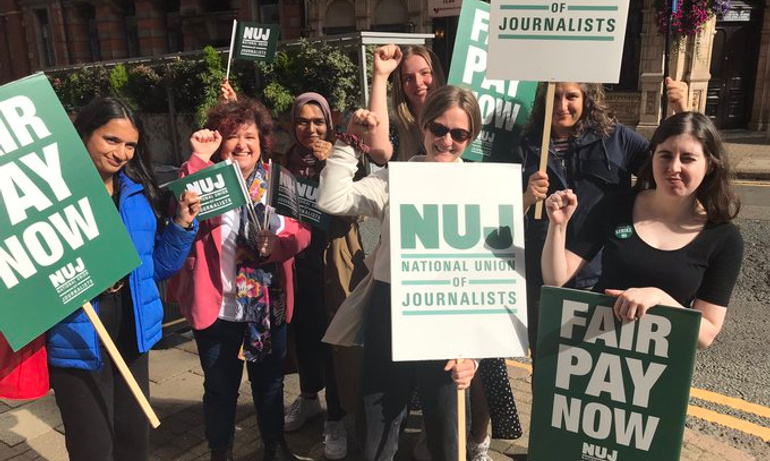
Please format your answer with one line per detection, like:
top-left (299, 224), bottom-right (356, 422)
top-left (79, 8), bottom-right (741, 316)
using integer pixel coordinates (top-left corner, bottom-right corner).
top-left (0, 332), bottom-right (757, 461)
top-left (722, 131), bottom-right (770, 180)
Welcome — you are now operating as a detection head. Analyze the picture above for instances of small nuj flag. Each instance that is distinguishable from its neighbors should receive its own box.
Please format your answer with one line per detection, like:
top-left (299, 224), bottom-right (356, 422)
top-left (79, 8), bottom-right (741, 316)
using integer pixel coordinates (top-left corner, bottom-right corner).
top-left (226, 20), bottom-right (280, 79)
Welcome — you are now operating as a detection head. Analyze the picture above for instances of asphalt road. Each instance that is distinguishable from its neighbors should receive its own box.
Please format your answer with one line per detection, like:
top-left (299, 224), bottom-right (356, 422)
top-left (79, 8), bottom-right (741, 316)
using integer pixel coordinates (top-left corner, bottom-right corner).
top-left (687, 182), bottom-right (770, 459)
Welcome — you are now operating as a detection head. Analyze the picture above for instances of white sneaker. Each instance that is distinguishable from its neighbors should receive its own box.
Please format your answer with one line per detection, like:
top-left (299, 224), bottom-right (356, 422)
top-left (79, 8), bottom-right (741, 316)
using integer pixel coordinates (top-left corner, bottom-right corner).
top-left (468, 435), bottom-right (492, 461)
top-left (323, 420), bottom-right (347, 460)
top-left (284, 396), bottom-right (322, 432)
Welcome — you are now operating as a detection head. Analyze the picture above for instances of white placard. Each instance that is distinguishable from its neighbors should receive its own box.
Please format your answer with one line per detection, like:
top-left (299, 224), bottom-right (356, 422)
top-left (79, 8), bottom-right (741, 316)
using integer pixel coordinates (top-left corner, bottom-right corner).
top-left (428, 0), bottom-right (463, 18)
top-left (389, 163), bottom-right (528, 361)
top-left (487, 0), bottom-right (630, 82)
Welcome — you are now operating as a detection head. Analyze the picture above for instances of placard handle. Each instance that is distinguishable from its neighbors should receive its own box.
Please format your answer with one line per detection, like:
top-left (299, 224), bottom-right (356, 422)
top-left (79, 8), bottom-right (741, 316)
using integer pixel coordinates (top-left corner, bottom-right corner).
top-left (82, 302), bottom-right (161, 428)
top-left (534, 82), bottom-right (556, 220)
top-left (457, 358), bottom-right (466, 461)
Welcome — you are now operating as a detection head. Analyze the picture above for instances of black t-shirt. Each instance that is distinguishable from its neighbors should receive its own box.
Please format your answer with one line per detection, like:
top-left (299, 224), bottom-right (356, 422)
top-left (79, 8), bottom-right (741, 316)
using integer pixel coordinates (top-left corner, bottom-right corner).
top-left (568, 191), bottom-right (743, 308)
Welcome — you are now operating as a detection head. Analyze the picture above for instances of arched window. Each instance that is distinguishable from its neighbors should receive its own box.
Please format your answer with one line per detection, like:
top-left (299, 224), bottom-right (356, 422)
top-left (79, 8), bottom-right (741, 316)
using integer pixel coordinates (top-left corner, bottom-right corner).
top-left (323, 0), bottom-right (356, 35)
top-left (163, 0), bottom-right (183, 52)
top-left (373, 0), bottom-right (409, 33)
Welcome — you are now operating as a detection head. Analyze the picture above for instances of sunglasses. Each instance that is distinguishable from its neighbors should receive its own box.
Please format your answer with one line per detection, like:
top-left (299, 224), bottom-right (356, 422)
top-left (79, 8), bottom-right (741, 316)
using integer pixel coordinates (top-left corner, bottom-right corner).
top-left (426, 122), bottom-right (472, 143)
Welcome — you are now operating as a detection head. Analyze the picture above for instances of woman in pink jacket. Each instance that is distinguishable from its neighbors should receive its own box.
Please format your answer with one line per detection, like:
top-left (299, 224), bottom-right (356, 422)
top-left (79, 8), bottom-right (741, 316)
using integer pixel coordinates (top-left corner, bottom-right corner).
top-left (172, 98), bottom-right (311, 461)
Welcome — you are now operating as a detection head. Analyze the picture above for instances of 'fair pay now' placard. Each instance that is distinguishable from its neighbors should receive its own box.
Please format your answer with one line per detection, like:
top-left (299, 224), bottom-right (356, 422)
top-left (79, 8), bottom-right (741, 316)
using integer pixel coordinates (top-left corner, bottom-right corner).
top-left (0, 74), bottom-right (140, 351)
top-left (528, 287), bottom-right (701, 461)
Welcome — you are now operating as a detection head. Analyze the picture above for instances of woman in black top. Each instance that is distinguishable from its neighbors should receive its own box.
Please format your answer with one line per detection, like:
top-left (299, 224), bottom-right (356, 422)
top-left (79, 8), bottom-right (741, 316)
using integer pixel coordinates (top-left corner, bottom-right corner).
top-left (541, 111), bottom-right (743, 348)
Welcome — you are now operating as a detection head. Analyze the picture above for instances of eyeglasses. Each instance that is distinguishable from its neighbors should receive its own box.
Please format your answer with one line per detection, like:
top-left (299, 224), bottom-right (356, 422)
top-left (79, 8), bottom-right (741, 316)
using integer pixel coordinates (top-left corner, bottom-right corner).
top-left (426, 122), bottom-right (471, 143)
top-left (296, 118), bottom-right (326, 128)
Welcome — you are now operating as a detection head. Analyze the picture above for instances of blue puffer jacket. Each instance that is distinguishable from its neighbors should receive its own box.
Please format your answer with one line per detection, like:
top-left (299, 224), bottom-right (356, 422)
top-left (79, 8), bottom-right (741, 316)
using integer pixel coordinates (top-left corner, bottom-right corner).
top-left (518, 124), bottom-right (649, 292)
top-left (47, 172), bottom-right (198, 370)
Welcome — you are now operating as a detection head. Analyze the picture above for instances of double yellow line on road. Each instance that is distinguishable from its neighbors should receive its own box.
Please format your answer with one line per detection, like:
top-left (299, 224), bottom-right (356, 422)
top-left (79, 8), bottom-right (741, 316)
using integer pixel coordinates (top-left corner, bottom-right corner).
top-left (505, 359), bottom-right (770, 442)
top-left (688, 388), bottom-right (770, 442)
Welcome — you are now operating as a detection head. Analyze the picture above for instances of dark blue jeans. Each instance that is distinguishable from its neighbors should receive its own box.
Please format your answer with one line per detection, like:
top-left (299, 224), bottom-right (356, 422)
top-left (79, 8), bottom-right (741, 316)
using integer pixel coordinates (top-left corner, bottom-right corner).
top-left (193, 319), bottom-right (287, 450)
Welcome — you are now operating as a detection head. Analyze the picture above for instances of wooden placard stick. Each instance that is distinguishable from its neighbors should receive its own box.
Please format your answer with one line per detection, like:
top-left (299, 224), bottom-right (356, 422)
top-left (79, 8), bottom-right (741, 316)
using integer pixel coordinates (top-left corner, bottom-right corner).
top-left (81, 302), bottom-right (161, 428)
top-left (457, 358), bottom-right (466, 461)
top-left (534, 82), bottom-right (556, 220)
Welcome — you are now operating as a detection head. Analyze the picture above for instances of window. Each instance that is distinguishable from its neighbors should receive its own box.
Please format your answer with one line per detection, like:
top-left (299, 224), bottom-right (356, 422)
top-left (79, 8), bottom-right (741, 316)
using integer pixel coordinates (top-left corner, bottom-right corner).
top-left (323, 0), bottom-right (356, 35)
top-left (125, 4), bottom-right (140, 57)
top-left (372, 0), bottom-right (409, 32)
top-left (35, 8), bottom-right (56, 67)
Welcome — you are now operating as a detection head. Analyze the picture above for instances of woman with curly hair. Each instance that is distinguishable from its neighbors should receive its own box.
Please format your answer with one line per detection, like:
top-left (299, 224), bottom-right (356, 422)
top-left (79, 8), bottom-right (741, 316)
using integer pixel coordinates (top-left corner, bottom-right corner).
top-left (519, 79), bottom-right (688, 361)
top-left (172, 98), bottom-right (311, 461)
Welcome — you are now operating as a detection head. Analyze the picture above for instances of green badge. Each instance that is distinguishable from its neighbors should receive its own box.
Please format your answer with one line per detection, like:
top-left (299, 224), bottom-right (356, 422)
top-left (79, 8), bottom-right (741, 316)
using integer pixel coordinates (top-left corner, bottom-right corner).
top-left (614, 224), bottom-right (633, 239)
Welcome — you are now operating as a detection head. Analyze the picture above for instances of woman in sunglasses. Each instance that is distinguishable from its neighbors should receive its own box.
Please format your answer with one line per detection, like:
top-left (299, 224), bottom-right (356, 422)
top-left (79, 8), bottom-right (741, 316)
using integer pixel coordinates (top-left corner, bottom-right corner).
top-left (364, 46), bottom-right (523, 461)
top-left (318, 85), bottom-right (481, 460)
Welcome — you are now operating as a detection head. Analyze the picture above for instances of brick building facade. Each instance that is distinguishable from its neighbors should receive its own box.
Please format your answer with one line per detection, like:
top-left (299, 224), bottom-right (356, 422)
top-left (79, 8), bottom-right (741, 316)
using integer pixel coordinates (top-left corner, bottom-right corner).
top-left (1, 0), bottom-right (768, 131)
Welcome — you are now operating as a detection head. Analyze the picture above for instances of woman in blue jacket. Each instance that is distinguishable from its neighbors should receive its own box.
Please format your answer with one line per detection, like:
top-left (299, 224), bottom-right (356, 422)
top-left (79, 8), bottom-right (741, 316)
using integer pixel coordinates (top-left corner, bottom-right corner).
top-left (47, 97), bottom-right (200, 461)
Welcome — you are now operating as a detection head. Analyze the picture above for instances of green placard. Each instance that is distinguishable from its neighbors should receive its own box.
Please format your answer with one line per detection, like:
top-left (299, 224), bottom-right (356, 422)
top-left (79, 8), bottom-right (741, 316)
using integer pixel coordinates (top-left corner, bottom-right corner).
top-left (0, 73), bottom-right (140, 351)
top-left (268, 164), bottom-right (330, 231)
top-left (166, 160), bottom-right (248, 221)
top-left (234, 22), bottom-right (279, 62)
top-left (447, 0), bottom-right (537, 162)
top-left (529, 287), bottom-right (701, 461)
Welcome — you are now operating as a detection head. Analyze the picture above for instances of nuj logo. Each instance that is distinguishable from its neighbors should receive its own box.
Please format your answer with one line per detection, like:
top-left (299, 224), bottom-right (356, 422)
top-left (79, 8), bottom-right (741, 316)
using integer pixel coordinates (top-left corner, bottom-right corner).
top-left (479, 131), bottom-right (495, 143)
top-left (49, 257), bottom-right (85, 288)
top-left (186, 174), bottom-right (225, 195)
top-left (582, 442), bottom-right (618, 461)
top-left (243, 27), bottom-right (270, 41)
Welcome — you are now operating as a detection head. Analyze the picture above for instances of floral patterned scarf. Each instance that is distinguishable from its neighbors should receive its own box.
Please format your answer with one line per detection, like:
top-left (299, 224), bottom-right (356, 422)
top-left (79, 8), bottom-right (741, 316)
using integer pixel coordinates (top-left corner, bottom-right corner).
top-left (235, 161), bottom-right (283, 362)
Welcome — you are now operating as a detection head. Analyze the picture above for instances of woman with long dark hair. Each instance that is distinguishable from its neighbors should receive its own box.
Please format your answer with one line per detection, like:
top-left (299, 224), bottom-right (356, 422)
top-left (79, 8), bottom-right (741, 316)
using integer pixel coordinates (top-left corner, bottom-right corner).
top-left (47, 97), bottom-right (200, 461)
top-left (519, 79), bottom-right (689, 359)
top-left (542, 111), bottom-right (742, 348)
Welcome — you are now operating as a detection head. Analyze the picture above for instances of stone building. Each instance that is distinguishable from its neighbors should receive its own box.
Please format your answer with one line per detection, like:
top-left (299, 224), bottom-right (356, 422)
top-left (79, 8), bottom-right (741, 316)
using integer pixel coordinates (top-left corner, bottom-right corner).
top-left (1, 0), bottom-right (768, 131)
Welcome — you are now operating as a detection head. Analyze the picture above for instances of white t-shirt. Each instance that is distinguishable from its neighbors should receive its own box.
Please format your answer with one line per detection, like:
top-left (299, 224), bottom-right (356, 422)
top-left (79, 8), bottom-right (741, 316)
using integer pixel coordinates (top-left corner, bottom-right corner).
top-left (218, 209), bottom-right (240, 321)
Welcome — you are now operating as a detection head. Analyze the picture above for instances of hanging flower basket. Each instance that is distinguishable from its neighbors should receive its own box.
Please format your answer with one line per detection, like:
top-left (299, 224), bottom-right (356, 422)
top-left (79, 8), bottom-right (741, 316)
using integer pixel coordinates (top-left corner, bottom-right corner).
top-left (655, 0), bottom-right (732, 37)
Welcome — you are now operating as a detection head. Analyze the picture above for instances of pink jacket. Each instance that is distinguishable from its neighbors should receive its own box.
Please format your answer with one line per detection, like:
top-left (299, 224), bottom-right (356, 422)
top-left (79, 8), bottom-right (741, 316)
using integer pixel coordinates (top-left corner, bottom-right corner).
top-left (170, 154), bottom-right (311, 330)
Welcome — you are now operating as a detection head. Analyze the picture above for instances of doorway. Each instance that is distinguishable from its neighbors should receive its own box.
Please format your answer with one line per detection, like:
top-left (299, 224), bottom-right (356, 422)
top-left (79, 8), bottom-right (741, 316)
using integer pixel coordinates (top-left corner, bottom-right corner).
top-left (705, 2), bottom-right (763, 129)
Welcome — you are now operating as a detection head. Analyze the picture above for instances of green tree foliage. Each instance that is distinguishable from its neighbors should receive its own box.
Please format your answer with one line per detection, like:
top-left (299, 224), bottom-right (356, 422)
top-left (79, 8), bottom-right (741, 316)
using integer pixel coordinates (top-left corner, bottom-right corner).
top-left (195, 46), bottom-right (226, 126)
top-left (48, 41), bottom-right (362, 119)
top-left (259, 39), bottom-right (361, 115)
top-left (49, 66), bottom-right (111, 111)
top-left (109, 64), bottom-right (128, 97)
